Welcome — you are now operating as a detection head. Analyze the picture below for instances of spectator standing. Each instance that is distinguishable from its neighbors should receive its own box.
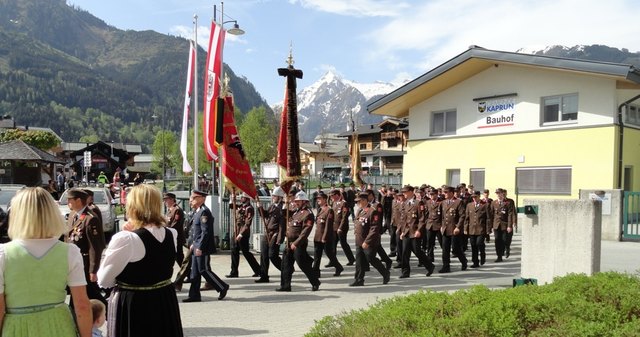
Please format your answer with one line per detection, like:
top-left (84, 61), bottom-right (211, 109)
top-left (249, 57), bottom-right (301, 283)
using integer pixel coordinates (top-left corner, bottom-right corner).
top-left (97, 184), bottom-right (183, 337)
top-left (0, 187), bottom-right (91, 337)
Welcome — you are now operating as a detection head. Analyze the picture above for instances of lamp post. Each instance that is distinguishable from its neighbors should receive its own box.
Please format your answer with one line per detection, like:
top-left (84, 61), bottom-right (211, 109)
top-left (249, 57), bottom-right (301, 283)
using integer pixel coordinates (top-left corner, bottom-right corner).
top-left (152, 109), bottom-right (167, 193)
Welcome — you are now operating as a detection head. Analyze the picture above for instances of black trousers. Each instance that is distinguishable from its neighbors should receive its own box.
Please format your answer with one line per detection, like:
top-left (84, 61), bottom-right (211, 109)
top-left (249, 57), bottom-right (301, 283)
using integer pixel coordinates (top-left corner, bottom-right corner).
top-left (442, 234), bottom-right (467, 268)
top-left (377, 244), bottom-right (392, 265)
top-left (230, 234), bottom-right (261, 275)
top-left (400, 237), bottom-right (433, 277)
top-left (280, 240), bottom-right (320, 289)
top-left (188, 254), bottom-right (228, 300)
top-left (259, 234), bottom-right (282, 279)
top-left (469, 234), bottom-right (486, 265)
top-left (394, 229), bottom-right (403, 262)
top-left (494, 227), bottom-right (509, 258)
top-left (174, 246), bottom-right (192, 285)
top-left (505, 230), bottom-right (514, 255)
top-left (354, 245), bottom-right (388, 283)
top-left (389, 225), bottom-right (398, 255)
top-left (425, 229), bottom-right (442, 262)
top-left (334, 230), bottom-right (356, 264)
top-left (313, 241), bottom-right (342, 275)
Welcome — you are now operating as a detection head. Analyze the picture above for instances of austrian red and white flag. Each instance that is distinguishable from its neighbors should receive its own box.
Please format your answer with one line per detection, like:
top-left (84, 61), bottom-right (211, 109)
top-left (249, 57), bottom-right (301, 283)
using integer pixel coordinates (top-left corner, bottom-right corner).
top-left (180, 40), bottom-right (195, 173)
top-left (203, 21), bottom-right (226, 161)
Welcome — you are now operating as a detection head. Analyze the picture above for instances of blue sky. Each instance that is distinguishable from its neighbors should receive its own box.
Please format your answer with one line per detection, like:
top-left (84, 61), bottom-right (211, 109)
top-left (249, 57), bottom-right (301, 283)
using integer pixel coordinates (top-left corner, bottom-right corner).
top-left (68, 0), bottom-right (640, 105)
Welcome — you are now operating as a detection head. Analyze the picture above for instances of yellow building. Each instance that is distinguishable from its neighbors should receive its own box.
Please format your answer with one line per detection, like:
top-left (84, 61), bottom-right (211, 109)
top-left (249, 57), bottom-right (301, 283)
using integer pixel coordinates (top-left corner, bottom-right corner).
top-left (368, 47), bottom-right (640, 205)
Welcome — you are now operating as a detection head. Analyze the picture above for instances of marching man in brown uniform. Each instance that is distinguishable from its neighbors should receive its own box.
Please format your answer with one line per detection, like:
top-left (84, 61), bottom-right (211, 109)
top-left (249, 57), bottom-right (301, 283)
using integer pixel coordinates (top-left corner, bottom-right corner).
top-left (350, 192), bottom-right (390, 287)
top-left (439, 185), bottom-right (468, 273)
top-left (391, 190), bottom-right (405, 267)
top-left (424, 188), bottom-right (443, 263)
top-left (255, 187), bottom-right (286, 283)
top-left (489, 188), bottom-right (516, 262)
top-left (164, 192), bottom-right (186, 266)
top-left (464, 190), bottom-right (490, 268)
top-left (66, 188), bottom-right (107, 307)
top-left (312, 192), bottom-right (343, 277)
top-left (227, 193), bottom-right (261, 278)
top-left (399, 185), bottom-right (435, 278)
top-left (329, 189), bottom-right (356, 266)
top-left (276, 192), bottom-right (321, 292)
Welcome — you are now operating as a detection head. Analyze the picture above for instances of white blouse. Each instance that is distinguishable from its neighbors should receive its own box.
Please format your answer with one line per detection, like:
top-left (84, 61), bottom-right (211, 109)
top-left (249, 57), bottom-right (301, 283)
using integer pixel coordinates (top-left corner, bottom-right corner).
top-left (97, 226), bottom-right (178, 289)
top-left (0, 238), bottom-right (87, 293)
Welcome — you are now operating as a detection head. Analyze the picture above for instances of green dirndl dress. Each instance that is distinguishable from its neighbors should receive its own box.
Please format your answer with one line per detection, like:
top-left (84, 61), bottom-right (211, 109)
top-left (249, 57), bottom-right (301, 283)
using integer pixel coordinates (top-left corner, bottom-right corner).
top-left (2, 241), bottom-right (78, 337)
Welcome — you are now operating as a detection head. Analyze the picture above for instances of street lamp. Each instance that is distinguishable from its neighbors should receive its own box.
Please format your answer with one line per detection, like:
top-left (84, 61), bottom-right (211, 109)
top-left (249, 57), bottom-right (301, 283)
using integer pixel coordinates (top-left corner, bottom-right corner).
top-left (152, 109), bottom-right (167, 193)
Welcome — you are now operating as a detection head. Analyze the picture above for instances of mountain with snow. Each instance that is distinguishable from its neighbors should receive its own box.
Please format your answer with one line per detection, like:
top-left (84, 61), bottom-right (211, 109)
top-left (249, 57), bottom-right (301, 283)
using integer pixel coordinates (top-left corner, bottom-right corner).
top-left (272, 71), bottom-right (402, 142)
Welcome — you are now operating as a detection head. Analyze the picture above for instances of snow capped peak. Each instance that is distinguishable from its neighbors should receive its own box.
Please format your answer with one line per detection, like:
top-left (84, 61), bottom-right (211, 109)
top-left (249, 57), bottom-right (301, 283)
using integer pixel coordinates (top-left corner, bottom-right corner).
top-left (344, 78), bottom-right (398, 100)
top-left (319, 70), bottom-right (343, 84)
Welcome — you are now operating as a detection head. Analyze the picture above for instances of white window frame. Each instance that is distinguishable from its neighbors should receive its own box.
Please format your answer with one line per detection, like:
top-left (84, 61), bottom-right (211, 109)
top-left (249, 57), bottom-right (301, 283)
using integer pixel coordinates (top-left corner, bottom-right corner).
top-left (516, 166), bottom-right (572, 195)
top-left (541, 93), bottom-right (578, 126)
top-left (431, 109), bottom-right (457, 136)
top-left (447, 169), bottom-right (460, 187)
top-left (626, 104), bottom-right (640, 127)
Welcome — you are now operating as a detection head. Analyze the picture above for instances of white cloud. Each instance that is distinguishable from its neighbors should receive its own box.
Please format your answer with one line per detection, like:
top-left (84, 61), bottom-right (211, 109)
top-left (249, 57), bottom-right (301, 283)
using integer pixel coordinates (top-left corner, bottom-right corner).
top-left (363, 0), bottom-right (640, 75)
top-left (289, 0), bottom-right (410, 17)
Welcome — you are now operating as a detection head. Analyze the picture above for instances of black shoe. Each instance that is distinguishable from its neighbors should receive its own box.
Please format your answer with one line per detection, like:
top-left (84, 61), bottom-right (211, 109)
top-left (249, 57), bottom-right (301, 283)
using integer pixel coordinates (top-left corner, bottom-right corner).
top-left (494, 257), bottom-right (503, 263)
top-left (505, 250), bottom-right (510, 258)
top-left (254, 278), bottom-right (270, 283)
top-left (218, 285), bottom-right (229, 300)
top-left (470, 264), bottom-right (480, 268)
top-left (461, 262), bottom-right (468, 271)
top-left (389, 252), bottom-right (397, 257)
top-left (399, 274), bottom-right (410, 279)
top-left (417, 263), bottom-right (424, 267)
top-left (438, 267), bottom-right (450, 274)
top-left (349, 280), bottom-right (364, 287)
top-left (324, 263), bottom-right (334, 268)
top-left (252, 273), bottom-right (260, 277)
top-left (393, 264), bottom-right (402, 269)
top-left (275, 287), bottom-right (291, 292)
top-left (334, 266), bottom-right (344, 277)
top-left (385, 260), bottom-right (392, 270)
top-left (426, 264), bottom-right (435, 277)
top-left (225, 273), bottom-right (238, 278)
top-left (312, 282), bottom-right (321, 291)
top-left (182, 297), bottom-right (201, 303)
top-left (346, 260), bottom-right (355, 266)
top-left (383, 273), bottom-right (390, 285)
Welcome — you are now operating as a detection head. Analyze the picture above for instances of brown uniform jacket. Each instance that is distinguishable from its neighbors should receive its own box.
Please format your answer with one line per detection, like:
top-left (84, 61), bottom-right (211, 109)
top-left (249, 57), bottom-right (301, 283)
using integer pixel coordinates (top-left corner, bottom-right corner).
top-left (232, 202), bottom-right (254, 237)
top-left (441, 198), bottom-right (466, 236)
top-left (67, 207), bottom-right (105, 275)
top-left (166, 204), bottom-right (186, 247)
top-left (262, 201), bottom-right (286, 244)
top-left (489, 198), bottom-right (516, 230)
top-left (331, 199), bottom-right (349, 233)
top-left (88, 203), bottom-right (103, 225)
top-left (314, 205), bottom-right (335, 243)
top-left (391, 199), bottom-right (403, 228)
top-left (353, 205), bottom-right (380, 248)
top-left (287, 206), bottom-right (314, 246)
top-left (424, 199), bottom-right (443, 231)
top-left (464, 201), bottom-right (490, 235)
top-left (401, 197), bottom-right (424, 238)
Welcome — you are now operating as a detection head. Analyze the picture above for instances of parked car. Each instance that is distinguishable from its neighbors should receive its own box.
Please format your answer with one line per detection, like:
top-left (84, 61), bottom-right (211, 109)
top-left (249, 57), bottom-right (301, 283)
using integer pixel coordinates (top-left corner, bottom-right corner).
top-left (0, 184), bottom-right (26, 242)
top-left (59, 187), bottom-right (118, 241)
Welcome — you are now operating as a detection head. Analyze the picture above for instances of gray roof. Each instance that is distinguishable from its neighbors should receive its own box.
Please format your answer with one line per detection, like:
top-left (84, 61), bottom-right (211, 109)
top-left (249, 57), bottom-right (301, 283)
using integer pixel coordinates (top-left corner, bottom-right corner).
top-left (0, 140), bottom-right (65, 164)
top-left (368, 46), bottom-right (640, 115)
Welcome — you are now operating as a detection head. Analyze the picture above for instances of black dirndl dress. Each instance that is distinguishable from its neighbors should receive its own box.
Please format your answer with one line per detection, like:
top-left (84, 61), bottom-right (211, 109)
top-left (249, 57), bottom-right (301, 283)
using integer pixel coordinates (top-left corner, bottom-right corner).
top-left (108, 228), bottom-right (183, 337)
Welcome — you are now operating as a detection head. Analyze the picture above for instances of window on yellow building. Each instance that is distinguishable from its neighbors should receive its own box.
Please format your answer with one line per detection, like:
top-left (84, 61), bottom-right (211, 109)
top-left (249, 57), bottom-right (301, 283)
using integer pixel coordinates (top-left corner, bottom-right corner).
top-left (516, 166), bottom-right (571, 195)
top-left (541, 93), bottom-right (578, 125)
top-left (626, 105), bottom-right (640, 126)
top-left (470, 169), bottom-right (485, 191)
top-left (431, 110), bottom-right (457, 135)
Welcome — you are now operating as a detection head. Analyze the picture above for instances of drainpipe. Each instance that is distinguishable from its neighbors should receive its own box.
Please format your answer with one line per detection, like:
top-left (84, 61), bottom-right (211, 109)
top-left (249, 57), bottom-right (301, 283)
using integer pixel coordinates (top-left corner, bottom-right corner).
top-left (616, 93), bottom-right (640, 189)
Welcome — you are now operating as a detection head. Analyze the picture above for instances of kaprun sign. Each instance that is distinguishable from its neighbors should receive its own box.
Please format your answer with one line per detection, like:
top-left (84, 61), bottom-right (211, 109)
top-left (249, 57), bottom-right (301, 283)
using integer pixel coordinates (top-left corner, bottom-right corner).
top-left (477, 97), bottom-right (516, 129)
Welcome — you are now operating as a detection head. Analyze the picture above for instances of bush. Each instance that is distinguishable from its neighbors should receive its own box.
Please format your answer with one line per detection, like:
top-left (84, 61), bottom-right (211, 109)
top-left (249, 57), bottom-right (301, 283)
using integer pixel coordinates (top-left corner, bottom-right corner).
top-left (306, 272), bottom-right (640, 337)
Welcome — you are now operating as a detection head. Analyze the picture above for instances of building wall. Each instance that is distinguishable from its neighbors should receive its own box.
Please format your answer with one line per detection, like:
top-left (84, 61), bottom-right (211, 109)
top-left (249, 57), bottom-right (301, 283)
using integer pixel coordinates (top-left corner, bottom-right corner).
top-left (410, 64), bottom-right (618, 140)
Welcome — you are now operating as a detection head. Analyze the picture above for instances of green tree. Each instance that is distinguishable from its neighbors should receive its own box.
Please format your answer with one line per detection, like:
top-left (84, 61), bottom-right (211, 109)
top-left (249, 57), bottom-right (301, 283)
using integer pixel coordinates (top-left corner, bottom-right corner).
top-left (238, 106), bottom-right (277, 170)
top-left (151, 130), bottom-right (179, 176)
top-left (0, 129), bottom-right (60, 150)
top-left (79, 134), bottom-right (99, 143)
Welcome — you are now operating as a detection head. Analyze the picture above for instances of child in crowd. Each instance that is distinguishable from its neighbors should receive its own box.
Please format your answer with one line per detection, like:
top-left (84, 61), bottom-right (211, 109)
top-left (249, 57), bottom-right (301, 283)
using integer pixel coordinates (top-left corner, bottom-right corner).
top-left (90, 299), bottom-right (106, 337)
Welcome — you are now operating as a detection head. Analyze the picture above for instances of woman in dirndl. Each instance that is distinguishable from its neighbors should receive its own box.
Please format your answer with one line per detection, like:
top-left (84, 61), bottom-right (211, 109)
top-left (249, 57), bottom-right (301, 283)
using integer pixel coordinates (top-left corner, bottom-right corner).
top-left (98, 184), bottom-right (183, 337)
top-left (0, 187), bottom-right (92, 337)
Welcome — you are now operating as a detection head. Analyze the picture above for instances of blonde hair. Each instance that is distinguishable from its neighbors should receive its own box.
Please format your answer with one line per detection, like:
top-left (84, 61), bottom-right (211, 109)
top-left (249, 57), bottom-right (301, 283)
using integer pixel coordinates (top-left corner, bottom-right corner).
top-left (126, 184), bottom-right (166, 229)
top-left (90, 299), bottom-right (105, 322)
top-left (8, 187), bottom-right (66, 239)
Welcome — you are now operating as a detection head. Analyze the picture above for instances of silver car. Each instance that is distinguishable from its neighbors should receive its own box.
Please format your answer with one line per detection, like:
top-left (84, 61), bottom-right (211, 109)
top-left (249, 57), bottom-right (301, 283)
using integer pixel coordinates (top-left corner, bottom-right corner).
top-left (59, 187), bottom-right (117, 239)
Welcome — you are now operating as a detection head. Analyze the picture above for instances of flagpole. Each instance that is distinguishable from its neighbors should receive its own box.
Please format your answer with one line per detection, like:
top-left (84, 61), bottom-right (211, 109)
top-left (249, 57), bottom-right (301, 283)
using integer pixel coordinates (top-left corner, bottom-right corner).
top-left (193, 14), bottom-right (199, 190)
